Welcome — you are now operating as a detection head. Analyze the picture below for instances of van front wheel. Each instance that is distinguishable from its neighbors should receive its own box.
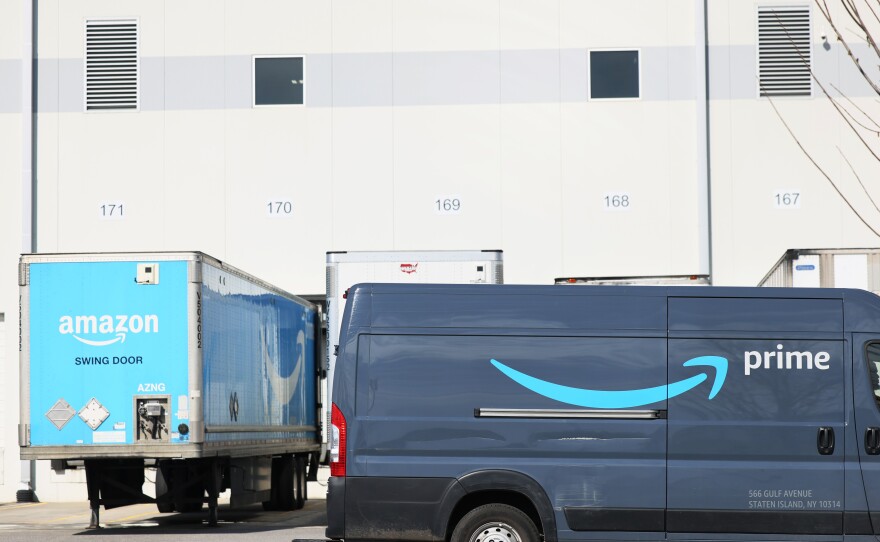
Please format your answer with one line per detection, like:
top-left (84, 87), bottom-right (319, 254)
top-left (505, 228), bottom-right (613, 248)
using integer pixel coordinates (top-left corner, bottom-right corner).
top-left (451, 503), bottom-right (539, 542)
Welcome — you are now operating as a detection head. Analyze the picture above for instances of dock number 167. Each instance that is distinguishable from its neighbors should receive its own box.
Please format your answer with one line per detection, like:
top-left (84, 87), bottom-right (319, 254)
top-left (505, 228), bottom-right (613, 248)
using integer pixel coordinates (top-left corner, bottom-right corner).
top-left (774, 191), bottom-right (800, 209)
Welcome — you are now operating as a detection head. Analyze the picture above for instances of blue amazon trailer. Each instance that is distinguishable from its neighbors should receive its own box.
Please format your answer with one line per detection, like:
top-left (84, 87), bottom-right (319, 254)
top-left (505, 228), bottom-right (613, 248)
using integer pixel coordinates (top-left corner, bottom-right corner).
top-left (19, 252), bottom-right (321, 527)
top-left (324, 283), bottom-right (880, 542)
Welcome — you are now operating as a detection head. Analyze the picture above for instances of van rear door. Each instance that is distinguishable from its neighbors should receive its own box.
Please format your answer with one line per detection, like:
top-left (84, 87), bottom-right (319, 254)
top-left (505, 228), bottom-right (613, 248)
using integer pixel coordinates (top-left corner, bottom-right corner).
top-left (668, 297), bottom-right (845, 540)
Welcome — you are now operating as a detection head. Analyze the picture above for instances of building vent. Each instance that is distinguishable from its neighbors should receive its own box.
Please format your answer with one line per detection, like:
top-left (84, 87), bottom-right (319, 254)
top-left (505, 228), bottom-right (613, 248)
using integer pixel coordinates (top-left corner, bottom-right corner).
top-left (85, 19), bottom-right (138, 111)
top-left (758, 7), bottom-right (812, 97)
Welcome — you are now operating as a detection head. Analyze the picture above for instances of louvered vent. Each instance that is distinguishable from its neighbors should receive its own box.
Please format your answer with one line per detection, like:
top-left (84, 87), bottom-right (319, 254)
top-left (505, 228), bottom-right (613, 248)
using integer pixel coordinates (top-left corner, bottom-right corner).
top-left (758, 7), bottom-right (812, 97)
top-left (85, 19), bottom-right (138, 110)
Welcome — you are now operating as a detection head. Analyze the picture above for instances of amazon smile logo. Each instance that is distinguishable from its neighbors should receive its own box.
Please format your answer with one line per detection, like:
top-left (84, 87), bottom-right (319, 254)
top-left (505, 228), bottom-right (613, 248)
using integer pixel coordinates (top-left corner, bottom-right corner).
top-left (58, 314), bottom-right (159, 346)
top-left (490, 356), bottom-right (728, 409)
top-left (262, 327), bottom-right (305, 405)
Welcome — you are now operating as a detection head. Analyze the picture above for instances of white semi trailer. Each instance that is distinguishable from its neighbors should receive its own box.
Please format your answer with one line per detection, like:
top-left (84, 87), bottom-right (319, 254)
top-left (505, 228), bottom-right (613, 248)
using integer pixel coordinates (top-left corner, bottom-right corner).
top-left (322, 250), bottom-right (503, 458)
top-left (759, 248), bottom-right (880, 293)
top-left (555, 275), bottom-right (711, 286)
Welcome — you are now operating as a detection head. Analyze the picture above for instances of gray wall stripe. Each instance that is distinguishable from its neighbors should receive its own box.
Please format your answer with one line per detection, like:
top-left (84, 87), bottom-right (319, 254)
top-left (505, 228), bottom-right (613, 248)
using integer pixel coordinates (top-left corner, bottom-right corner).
top-left (28, 48), bottom-right (699, 113)
top-left (0, 60), bottom-right (22, 114)
top-left (3, 44), bottom-right (875, 114)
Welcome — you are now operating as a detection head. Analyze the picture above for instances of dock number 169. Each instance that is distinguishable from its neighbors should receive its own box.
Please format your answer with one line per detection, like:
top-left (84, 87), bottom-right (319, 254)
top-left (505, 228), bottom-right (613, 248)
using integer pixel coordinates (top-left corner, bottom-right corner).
top-left (435, 197), bottom-right (462, 215)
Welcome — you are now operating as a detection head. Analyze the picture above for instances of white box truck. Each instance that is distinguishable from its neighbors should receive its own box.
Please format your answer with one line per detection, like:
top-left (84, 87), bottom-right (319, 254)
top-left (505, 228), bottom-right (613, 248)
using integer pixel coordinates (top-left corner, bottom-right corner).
top-left (759, 248), bottom-right (880, 293)
top-left (322, 250), bottom-right (503, 457)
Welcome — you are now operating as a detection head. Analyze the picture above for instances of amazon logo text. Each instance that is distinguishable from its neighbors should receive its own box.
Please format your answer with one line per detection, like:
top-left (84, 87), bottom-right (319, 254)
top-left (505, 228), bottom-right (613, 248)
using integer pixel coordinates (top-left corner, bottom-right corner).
top-left (59, 314), bottom-right (158, 346)
top-left (744, 345), bottom-right (830, 376)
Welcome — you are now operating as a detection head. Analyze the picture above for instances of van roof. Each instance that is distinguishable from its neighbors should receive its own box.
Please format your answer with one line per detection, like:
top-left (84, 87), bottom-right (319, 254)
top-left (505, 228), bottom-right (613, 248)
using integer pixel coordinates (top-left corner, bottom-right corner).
top-left (355, 282), bottom-right (866, 299)
top-left (343, 283), bottom-right (880, 334)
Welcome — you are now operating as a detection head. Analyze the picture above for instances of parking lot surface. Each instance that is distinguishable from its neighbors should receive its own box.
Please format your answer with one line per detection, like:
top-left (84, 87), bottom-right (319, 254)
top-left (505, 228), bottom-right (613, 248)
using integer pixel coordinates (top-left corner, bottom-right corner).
top-left (0, 497), bottom-right (328, 542)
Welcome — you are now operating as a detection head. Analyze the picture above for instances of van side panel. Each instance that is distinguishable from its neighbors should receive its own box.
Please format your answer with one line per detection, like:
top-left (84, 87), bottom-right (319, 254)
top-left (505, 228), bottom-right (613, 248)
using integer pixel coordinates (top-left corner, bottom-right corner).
top-left (668, 298), bottom-right (846, 538)
top-left (351, 334), bottom-right (669, 539)
top-left (369, 291), bottom-right (666, 331)
top-left (668, 297), bottom-right (843, 333)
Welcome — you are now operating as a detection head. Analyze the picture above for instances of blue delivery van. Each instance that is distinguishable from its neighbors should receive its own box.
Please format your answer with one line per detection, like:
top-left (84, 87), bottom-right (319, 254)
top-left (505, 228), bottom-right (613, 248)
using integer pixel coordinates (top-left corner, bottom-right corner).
top-left (325, 283), bottom-right (880, 542)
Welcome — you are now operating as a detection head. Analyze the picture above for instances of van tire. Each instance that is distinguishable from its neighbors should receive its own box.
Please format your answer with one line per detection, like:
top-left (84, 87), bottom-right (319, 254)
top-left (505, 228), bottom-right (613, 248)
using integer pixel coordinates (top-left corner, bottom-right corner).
top-left (451, 503), bottom-right (539, 542)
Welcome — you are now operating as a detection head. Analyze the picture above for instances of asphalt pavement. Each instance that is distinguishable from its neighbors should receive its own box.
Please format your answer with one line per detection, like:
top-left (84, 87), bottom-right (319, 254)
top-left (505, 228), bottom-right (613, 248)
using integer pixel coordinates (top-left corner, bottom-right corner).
top-left (0, 487), bottom-right (329, 541)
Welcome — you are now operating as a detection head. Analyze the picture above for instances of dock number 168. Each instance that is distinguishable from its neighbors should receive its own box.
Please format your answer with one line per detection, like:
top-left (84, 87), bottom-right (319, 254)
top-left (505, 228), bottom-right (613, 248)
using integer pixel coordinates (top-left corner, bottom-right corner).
top-left (603, 192), bottom-right (631, 211)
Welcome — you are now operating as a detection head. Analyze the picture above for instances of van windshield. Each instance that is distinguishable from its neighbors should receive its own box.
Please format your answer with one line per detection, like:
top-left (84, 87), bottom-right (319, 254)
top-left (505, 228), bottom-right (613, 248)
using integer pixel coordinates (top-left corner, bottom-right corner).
top-left (866, 343), bottom-right (880, 409)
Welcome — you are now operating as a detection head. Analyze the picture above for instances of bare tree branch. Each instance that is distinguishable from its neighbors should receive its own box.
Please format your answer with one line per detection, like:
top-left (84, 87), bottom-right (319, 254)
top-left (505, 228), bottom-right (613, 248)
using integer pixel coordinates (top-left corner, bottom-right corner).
top-left (830, 83), bottom-right (880, 133)
top-left (839, 146), bottom-right (880, 215)
top-left (862, 0), bottom-right (880, 26)
top-left (764, 92), bottom-right (880, 237)
top-left (815, 0), bottom-right (880, 96)
top-left (766, 2), bottom-right (880, 239)
top-left (847, 0), bottom-right (880, 63)
top-left (773, 9), bottom-right (880, 162)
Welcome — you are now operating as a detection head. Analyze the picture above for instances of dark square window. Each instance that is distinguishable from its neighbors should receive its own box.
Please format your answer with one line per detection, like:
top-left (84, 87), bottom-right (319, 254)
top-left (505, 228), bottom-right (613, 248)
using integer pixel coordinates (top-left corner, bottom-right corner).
top-left (254, 56), bottom-right (304, 106)
top-left (590, 50), bottom-right (639, 99)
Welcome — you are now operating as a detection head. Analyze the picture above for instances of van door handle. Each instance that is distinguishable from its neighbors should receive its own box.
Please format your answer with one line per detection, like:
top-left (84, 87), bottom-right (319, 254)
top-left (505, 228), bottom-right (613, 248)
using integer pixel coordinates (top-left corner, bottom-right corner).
top-left (866, 427), bottom-right (880, 455)
top-left (818, 427), bottom-right (835, 455)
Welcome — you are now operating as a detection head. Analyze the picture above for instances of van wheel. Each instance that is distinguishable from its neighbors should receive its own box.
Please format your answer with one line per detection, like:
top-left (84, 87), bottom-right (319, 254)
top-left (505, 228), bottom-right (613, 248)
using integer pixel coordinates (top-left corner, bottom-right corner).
top-left (451, 503), bottom-right (539, 542)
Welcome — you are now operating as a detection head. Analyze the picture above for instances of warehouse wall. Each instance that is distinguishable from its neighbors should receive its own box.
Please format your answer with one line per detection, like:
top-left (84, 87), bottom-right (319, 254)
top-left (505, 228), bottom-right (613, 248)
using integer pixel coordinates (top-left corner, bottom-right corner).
top-left (30, 0), bottom-right (707, 295)
top-left (708, 0), bottom-right (880, 284)
top-left (0, 0), bottom-right (25, 504)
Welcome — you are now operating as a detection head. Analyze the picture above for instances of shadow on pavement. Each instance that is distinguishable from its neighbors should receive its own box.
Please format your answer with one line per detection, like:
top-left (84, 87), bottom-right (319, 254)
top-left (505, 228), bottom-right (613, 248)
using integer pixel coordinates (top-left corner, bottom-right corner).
top-left (69, 501), bottom-right (327, 537)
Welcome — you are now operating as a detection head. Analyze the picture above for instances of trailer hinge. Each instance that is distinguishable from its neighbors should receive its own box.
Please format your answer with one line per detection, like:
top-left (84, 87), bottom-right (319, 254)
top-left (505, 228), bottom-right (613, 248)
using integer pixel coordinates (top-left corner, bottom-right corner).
top-left (18, 424), bottom-right (29, 446)
top-left (189, 260), bottom-right (202, 284)
top-left (18, 262), bottom-right (29, 286)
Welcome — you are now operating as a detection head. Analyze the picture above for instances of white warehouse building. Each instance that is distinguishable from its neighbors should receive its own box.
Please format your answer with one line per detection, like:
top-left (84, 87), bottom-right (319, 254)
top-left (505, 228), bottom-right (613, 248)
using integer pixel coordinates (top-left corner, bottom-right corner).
top-left (1, 0), bottom-right (878, 501)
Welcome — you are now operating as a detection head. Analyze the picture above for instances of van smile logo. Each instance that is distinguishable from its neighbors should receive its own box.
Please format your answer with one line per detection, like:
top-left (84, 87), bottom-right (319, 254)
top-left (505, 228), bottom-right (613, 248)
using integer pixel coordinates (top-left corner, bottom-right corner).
top-left (490, 356), bottom-right (728, 409)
